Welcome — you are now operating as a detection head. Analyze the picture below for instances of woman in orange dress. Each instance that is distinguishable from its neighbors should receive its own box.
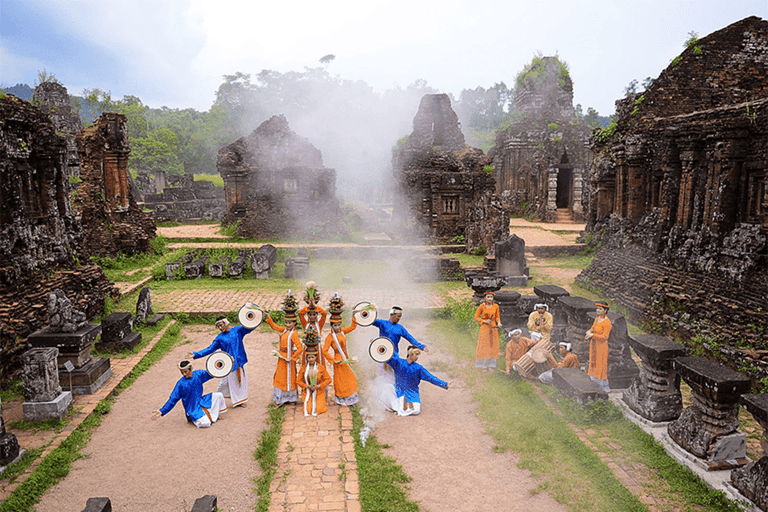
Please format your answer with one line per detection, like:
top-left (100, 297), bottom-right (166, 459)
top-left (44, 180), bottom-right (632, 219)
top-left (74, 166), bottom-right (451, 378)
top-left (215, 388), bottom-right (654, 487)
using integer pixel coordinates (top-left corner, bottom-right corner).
top-left (322, 295), bottom-right (359, 406)
top-left (265, 296), bottom-right (303, 406)
top-left (474, 291), bottom-right (503, 371)
top-left (586, 302), bottom-right (612, 392)
top-left (297, 345), bottom-right (332, 416)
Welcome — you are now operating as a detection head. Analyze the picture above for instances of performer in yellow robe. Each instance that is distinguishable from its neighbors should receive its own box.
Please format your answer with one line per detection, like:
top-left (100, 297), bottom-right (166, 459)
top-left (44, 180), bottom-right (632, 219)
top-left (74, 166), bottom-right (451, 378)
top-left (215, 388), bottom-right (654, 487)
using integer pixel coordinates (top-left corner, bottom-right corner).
top-left (586, 302), bottom-right (612, 392)
top-left (527, 303), bottom-right (554, 340)
top-left (474, 292), bottom-right (502, 371)
top-left (266, 308), bottom-right (303, 406)
top-left (297, 347), bottom-right (333, 416)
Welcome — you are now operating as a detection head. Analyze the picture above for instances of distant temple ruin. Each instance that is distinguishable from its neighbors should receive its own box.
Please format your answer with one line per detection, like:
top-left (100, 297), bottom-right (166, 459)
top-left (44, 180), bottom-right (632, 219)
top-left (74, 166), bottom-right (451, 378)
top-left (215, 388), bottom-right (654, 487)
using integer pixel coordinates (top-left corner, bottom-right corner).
top-left (217, 115), bottom-right (341, 239)
top-left (577, 17), bottom-right (768, 384)
top-left (489, 56), bottom-right (592, 222)
top-left (392, 94), bottom-right (508, 254)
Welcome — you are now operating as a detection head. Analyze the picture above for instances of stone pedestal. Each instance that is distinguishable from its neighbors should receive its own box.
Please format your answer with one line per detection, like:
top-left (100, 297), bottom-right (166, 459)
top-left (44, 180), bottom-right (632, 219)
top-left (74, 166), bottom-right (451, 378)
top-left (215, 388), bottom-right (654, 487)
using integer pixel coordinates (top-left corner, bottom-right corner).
top-left (668, 356), bottom-right (751, 470)
top-left (622, 334), bottom-right (688, 422)
top-left (730, 394), bottom-right (768, 510)
top-left (28, 323), bottom-right (101, 368)
top-left (0, 398), bottom-right (21, 468)
top-left (61, 357), bottom-right (112, 395)
top-left (22, 391), bottom-right (73, 421)
top-left (557, 296), bottom-right (596, 360)
top-left (21, 346), bottom-right (73, 420)
top-left (95, 313), bottom-right (142, 352)
top-left (494, 290), bottom-right (522, 329)
top-left (465, 271), bottom-right (506, 302)
top-left (285, 257), bottom-right (310, 278)
top-left (82, 497), bottom-right (112, 512)
top-left (552, 368), bottom-right (609, 406)
top-left (494, 234), bottom-right (529, 276)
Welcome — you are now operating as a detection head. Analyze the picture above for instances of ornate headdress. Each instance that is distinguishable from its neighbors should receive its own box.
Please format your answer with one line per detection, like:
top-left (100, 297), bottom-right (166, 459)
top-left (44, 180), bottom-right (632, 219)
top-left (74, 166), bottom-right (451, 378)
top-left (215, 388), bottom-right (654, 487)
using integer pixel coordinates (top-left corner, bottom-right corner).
top-left (304, 281), bottom-right (321, 307)
top-left (303, 329), bottom-right (320, 349)
top-left (328, 293), bottom-right (344, 324)
top-left (282, 290), bottom-right (298, 322)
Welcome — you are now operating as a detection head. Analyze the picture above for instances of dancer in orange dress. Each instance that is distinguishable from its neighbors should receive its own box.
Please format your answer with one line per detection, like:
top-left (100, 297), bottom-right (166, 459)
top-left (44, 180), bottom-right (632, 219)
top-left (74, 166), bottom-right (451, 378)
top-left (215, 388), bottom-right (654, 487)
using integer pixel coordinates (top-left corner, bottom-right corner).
top-left (322, 294), bottom-right (360, 406)
top-left (586, 302), bottom-right (612, 392)
top-left (265, 292), bottom-right (303, 406)
top-left (297, 338), bottom-right (333, 416)
top-left (474, 292), bottom-right (503, 371)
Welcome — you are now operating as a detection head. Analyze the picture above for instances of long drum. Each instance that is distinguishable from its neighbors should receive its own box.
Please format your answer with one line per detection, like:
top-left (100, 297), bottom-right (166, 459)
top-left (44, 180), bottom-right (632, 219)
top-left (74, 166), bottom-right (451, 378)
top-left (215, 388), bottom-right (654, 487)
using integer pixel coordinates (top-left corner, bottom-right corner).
top-left (238, 302), bottom-right (264, 329)
top-left (368, 336), bottom-right (395, 363)
top-left (513, 352), bottom-right (536, 379)
top-left (353, 301), bottom-right (377, 327)
top-left (529, 347), bottom-right (555, 376)
top-left (206, 351), bottom-right (234, 378)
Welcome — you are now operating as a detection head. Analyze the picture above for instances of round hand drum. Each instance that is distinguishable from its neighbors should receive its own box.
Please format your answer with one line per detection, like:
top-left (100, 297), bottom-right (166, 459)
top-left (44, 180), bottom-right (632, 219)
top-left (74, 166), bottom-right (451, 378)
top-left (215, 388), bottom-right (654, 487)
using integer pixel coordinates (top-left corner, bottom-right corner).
top-left (205, 351), bottom-right (234, 378)
top-left (368, 337), bottom-right (395, 363)
top-left (238, 302), bottom-right (264, 329)
top-left (353, 301), bottom-right (377, 327)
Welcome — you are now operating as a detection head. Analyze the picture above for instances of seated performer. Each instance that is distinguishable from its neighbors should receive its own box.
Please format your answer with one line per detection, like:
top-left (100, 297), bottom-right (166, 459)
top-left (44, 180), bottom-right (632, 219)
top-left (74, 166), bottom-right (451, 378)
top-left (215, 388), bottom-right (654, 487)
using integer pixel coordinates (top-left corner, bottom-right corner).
top-left (265, 292), bottom-right (303, 406)
top-left (152, 360), bottom-right (227, 428)
top-left (371, 305), bottom-right (427, 356)
top-left (386, 346), bottom-right (449, 416)
top-left (474, 291), bottom-right (503, 372)
top-left (538, 342), bottom-right (581, 385)
top-left (322, 294), bottom-right (360, 406)
top-left (187, 316), bottom-right (252, 408)
top-left (503, 329), bottom-right (537, 375)
top-left (297, 342), bottom-right (333, 417)
top-left (587, 302), bottom-right (613, 392)
top-left (527, 303), bottom-right (554, 341)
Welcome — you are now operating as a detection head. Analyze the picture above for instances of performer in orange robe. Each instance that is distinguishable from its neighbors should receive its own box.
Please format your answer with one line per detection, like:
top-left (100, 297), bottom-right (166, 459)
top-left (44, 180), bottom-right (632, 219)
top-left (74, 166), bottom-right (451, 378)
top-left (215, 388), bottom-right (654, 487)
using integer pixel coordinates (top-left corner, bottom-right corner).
top-left (474, 292), bottom-right (502, 371)
top-left (266, 311), bottom-right (303, 406)
top-left (539, 342), bottom-right (581, 384)
top-left (323, 315), bottom-right (359, 406)
top-left (297, 347), bottom-right (333, 416)
top-left (586, 302), bottom-right (612, 392)
top-left (504, 329), bottom-right (537, 375)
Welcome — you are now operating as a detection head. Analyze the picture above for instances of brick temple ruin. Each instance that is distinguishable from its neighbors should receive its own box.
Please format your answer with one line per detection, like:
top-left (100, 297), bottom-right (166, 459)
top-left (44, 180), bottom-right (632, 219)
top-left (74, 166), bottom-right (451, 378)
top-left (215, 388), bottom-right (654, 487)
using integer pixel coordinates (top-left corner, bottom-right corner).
top-left (392, 93), bottom-right (509, 254)
top-left (140, 171), bottom-right (226, 222)
top-left (217, 115), bottom-right (341, 239)
top-left (577, 17), bottom-right (768, 385)
top-left (489, 56), bottom-right (591, 222)
top-left (0, 93), bottom-right (115, 378)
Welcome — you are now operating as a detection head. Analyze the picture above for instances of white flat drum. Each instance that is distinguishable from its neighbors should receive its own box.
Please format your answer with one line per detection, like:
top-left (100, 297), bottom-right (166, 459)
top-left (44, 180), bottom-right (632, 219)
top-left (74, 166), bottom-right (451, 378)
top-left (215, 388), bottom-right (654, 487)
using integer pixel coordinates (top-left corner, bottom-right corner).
top-left (238, 302), bottom-right (264, 329)
top-left (368, 336), bottom-right (395, 363)
top-left (353, 301), bottom-right (377, 327)
top-left (205, 351), bottom-right (234, 378)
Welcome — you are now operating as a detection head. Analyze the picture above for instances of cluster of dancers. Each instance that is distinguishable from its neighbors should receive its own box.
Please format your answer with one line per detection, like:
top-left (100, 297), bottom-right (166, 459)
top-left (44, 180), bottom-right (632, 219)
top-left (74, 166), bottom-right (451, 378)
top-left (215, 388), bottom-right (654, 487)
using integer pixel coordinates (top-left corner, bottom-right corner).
top-left (153, 282), bottom-right (450, 427)
top-left (473, 291), bottom-right (612, 391)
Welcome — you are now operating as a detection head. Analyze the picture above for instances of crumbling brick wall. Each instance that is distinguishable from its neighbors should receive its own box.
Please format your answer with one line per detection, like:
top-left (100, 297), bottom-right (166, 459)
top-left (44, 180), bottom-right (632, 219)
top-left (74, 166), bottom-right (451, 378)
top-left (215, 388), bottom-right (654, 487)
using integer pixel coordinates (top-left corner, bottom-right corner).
top-left (0, 95), bottom-right (115, 381)
top-left (578, 16), bottom-right (768, 386)
top-left (74, 113), bottom-right (157, 257)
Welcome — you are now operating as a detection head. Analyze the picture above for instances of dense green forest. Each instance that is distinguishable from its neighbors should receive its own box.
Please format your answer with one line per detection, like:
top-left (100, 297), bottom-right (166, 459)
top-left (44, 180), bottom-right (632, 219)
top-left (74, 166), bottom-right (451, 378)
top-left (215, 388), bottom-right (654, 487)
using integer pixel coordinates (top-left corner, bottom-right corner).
top-left (3, 62), bottom-right (612, 198)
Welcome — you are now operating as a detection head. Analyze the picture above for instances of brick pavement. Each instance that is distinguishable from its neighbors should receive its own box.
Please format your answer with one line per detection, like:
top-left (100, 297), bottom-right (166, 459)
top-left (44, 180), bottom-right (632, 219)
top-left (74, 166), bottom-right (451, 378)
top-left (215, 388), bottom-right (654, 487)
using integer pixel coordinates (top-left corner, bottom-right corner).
top-left (270, 404), bottom-right (360, 512)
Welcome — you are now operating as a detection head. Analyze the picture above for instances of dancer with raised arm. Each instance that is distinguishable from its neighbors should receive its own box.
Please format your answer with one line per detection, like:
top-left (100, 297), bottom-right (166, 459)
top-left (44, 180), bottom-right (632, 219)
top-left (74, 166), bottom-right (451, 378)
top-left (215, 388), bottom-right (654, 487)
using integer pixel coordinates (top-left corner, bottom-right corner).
top-left (152, 360), bottom-right (227, 428)
top-left (386, 346), bottom-right (449, 416)
top-left (297, 335), bottom-right (333, 417)
top-left (322, 294), bottom-right (359, 406)
top-left (265, 292), bottom-right (303, 406)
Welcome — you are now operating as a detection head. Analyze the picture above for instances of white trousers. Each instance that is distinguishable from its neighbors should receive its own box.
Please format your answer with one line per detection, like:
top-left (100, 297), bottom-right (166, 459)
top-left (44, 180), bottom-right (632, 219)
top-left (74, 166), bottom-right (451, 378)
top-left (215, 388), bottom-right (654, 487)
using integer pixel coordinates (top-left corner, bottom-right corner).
top-left (192, 392), bottom-right (227, 428)
top-left (394, 395), bottom-right (421, 417)
top-left (217, 365), bottom-right (248, 407)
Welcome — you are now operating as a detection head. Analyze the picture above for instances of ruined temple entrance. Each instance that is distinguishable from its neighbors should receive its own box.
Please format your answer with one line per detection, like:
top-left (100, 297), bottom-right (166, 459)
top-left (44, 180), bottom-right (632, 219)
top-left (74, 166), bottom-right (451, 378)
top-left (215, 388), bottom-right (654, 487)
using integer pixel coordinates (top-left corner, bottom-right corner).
top-left (556, 165), bottom-right (572, 209)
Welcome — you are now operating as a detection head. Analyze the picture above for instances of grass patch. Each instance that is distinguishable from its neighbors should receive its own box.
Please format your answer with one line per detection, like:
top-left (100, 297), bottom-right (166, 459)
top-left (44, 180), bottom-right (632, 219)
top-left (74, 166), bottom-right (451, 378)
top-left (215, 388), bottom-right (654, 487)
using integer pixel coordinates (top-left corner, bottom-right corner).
top-left (444, 252), bottom-right (485, 267)
top-left (0, 447), bottom-right (44, 483)
top-left (351, 406), bottom-right (420, 512)
top-left (0, 379), bottom-right (24, 402)
top-left (253, 403), bottom-right (286, 512)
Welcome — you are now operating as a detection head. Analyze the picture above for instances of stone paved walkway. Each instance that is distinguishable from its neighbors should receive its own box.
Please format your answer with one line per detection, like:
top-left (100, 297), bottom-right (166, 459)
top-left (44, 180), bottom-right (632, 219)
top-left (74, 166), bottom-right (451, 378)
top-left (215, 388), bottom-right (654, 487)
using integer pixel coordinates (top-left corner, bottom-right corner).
top-left (270, 404), bottom-right (360, 512)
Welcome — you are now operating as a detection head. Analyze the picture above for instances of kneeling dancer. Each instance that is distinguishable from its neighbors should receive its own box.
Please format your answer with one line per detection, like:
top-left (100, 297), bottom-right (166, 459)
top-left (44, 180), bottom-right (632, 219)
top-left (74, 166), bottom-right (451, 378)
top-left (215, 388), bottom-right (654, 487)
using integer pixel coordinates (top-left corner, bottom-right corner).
top-left (152, 360), bottom-right (227, 428)
top-left (188, 316), bottom-right (252, 407)
top-left (386, 346), bottom-right (449, 416)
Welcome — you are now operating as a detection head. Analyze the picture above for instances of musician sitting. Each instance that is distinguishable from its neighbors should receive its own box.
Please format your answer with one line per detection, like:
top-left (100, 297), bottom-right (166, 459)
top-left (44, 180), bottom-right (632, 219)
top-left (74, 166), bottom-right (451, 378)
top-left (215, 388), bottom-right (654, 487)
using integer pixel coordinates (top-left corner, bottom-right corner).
top-left (538, 343), bottom-right (581, 385)
top-left (503, 329), bottom-right (538, 376)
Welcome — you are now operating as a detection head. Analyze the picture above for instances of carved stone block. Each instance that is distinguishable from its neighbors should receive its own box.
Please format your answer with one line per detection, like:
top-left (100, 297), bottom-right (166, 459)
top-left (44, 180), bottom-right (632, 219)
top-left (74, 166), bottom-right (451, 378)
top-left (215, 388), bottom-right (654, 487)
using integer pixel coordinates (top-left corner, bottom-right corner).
top-left (21, 347), bottom-right (61, 402)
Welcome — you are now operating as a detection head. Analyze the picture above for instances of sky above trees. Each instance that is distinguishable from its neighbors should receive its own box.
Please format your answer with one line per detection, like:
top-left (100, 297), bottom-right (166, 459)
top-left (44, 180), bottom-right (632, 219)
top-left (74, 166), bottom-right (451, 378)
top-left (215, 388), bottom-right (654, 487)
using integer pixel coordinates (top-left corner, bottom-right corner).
top-left (1, 0), bottom-right (764, 117)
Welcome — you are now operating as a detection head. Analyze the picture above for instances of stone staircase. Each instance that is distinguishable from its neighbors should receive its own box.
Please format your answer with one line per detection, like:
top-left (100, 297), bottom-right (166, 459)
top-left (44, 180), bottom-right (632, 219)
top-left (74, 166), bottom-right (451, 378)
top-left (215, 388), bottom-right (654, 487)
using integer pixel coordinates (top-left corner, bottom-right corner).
top-left (556, 208), bottom-right (575, 223)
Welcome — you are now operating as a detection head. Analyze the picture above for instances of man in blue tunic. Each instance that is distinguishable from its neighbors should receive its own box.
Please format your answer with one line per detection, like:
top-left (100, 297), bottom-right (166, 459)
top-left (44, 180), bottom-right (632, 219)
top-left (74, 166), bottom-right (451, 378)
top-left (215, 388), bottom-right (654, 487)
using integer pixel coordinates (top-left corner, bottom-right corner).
top-left (152, 360), bottom-right (227, 428)
top-left (371, 305), bottom-right (428, 356)
top-left (386, 346), bottom-right (449, 416)
top-left (187, 316), bottom-right (252, 407)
